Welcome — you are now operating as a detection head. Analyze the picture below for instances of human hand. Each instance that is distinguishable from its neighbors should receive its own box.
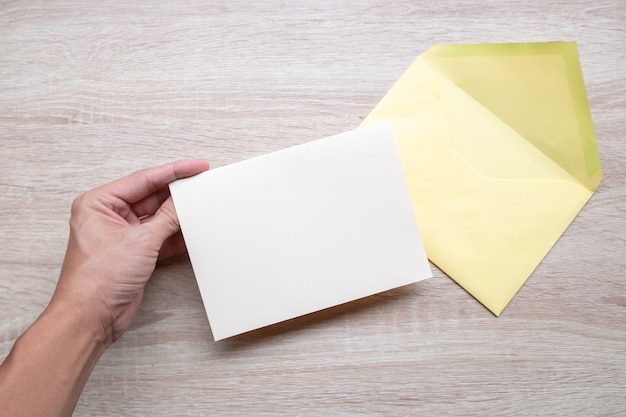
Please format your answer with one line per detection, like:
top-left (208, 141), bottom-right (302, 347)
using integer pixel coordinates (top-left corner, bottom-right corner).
top-left (51, 159), bottom-right (209, 346)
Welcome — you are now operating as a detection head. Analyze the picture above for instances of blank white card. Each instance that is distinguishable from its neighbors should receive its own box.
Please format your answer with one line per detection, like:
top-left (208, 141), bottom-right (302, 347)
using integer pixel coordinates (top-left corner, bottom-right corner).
top-left (170, 123), bottom-right (432, 340)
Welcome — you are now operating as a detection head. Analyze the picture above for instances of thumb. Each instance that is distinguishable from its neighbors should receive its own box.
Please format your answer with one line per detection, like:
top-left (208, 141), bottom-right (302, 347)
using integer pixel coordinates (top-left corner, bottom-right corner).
top-left (145, 196), bottom-right (180, 242)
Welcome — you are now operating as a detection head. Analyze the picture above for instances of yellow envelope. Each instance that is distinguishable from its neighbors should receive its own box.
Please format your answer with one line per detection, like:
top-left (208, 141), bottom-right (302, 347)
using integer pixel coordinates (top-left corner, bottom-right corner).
top-left (361, 42), bottom-right (602, 315)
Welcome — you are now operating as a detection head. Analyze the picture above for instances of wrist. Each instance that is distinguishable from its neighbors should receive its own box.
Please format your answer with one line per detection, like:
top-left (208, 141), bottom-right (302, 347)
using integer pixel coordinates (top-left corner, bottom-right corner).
top-left (48, 287), bottom-right (113, 350)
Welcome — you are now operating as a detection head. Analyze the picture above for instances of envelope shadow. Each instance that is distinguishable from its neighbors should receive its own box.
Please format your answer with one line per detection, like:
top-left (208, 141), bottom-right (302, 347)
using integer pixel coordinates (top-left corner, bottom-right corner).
top-left (214, 284), bottom-right (419, 351)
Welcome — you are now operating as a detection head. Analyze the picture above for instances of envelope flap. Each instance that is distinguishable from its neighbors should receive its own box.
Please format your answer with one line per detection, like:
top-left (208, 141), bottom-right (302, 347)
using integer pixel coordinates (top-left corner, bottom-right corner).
top-left (422, 42), bottom-right (602, 190)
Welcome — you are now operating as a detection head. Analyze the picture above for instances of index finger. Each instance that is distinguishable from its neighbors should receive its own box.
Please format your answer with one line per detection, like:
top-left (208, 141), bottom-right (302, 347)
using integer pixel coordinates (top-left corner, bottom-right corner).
top-left (104, 159), bottom-right (209, 204)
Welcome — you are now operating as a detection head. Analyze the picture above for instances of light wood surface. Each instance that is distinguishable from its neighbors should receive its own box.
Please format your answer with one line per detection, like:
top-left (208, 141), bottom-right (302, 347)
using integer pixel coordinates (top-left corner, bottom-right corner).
top-left (1, 1), bottom-right (625, 415)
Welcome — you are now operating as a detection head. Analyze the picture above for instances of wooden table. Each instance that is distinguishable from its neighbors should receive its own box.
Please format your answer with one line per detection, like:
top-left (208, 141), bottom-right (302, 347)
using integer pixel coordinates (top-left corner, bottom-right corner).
top-left (1, 1), bottom-right (625, 415)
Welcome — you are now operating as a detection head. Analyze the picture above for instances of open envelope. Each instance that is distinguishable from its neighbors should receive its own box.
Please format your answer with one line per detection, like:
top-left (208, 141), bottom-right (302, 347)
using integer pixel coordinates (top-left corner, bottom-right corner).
top-left (362, 42), bottom-right (602, 315)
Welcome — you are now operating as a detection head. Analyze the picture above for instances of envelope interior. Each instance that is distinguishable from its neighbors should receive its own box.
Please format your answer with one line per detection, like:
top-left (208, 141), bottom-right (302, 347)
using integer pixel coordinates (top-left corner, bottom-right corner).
top-left (362, 43), bottom-right (599, 315)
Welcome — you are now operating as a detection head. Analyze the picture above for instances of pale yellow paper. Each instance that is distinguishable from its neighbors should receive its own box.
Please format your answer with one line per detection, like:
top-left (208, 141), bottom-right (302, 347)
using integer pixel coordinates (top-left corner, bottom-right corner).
top-left (362, 42), bottom-right (602, 315)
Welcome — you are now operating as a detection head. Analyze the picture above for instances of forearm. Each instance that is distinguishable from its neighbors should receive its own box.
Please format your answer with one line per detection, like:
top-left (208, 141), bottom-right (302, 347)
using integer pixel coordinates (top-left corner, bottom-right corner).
top-left (0, 298), bottom-right (106, 417)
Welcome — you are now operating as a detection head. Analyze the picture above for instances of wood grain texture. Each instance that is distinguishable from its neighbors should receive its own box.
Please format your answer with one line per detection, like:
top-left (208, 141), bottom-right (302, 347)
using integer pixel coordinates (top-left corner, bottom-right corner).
top-left (1, 0), bottom-right (625, 415)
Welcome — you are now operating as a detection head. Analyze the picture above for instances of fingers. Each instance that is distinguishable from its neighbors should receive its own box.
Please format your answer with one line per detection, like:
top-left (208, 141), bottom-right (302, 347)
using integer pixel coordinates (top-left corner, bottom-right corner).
top-left (131, 187), bottom-right (171, 219)
top-left (144, 196), bottom-right (181, 242)
top-left (158, 232), bottom-right (187, 261)
top-left (105, 159), bottom-right (209, 204)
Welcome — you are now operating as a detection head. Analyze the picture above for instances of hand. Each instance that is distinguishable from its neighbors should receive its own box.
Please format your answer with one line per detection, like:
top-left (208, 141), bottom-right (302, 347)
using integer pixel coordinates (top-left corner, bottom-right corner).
top-left (0, 160), bottom-right (209, 417)
top-left (51, 159), bottom-right (209, 346)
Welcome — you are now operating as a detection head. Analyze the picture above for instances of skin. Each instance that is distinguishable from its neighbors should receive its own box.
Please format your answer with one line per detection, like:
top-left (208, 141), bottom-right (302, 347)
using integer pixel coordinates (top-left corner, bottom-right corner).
top-left (0, 159), bottom-right (210, 417)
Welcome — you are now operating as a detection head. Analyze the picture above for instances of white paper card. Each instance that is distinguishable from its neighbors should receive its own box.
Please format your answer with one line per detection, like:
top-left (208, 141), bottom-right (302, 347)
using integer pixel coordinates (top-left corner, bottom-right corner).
top-left (170, 123), bottom-right (432, 340)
